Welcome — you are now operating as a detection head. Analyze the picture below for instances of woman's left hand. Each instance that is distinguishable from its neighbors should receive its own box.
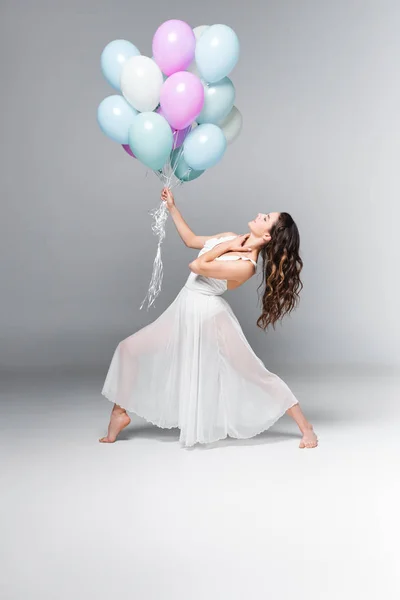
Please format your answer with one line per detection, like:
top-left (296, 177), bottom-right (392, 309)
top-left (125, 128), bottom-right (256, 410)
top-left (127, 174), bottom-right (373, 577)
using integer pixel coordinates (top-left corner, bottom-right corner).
top-left (225, 234), bottom-right (252, 252)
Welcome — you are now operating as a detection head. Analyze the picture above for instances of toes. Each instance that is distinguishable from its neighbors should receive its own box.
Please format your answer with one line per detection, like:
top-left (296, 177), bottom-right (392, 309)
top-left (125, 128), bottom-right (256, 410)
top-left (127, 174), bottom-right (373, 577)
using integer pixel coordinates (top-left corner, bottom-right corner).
top-left (300, 436), bottom-right (320, 448)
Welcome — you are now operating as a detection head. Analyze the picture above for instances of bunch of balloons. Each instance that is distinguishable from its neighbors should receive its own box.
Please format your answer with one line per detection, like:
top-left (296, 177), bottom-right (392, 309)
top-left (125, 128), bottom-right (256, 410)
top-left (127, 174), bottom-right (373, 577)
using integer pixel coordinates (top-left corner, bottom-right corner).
top-left (97, 20), bottom-right (242, 310)
top-left (98, 20), bottom-right (242, 188)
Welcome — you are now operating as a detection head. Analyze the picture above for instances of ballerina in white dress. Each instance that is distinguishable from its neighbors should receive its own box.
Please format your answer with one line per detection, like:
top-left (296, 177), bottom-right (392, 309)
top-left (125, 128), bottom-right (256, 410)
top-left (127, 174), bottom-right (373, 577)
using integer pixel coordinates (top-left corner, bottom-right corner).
top-left (99, 188), bottom-right (318, 449)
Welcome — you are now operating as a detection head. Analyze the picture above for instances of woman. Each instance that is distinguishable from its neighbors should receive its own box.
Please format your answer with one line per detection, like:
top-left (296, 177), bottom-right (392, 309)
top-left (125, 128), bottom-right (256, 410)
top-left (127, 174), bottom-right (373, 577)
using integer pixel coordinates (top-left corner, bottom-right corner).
top-left (99, 188), bottom-right (318, 449)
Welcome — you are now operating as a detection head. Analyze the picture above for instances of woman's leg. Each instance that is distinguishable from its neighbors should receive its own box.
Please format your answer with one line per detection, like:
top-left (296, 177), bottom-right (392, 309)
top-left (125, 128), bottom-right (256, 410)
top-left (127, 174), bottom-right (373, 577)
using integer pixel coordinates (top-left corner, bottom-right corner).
top-left (99, 310), bottom-right (177, 443)
top-left (286, 403), bottom-right (318, 448)
top-left (213, 309), bottom-right (318, 449)
top-left (99, 403), bottom-right (131, 443)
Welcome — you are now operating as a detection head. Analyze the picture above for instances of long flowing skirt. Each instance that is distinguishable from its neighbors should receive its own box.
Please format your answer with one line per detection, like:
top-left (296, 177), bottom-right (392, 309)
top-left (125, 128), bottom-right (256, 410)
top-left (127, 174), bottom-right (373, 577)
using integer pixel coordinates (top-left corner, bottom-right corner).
top-left (101, 286), bottom-right (299, 447)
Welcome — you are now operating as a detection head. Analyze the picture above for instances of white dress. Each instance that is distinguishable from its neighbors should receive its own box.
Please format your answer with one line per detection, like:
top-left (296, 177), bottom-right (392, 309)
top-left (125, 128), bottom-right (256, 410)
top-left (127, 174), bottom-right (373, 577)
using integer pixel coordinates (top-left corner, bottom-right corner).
top-left (101, 235), bottom-right (299, 447)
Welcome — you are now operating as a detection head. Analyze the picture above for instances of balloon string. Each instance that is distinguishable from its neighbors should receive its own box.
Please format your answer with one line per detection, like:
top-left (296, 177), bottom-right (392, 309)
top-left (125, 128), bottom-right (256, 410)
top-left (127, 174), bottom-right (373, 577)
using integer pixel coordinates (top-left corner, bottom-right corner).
top-left (162, 129), bottom-right (179, 187)
top-left (139, 144), bottom-right (189, 310)
top-left (139, 198), bottom-right (169, 310)
top-left (171, 179), bottom-right (184, 191)
top-left (170, 171), bottom-right (189, 189)
top-left (168, 144), bottom-right (184, 187)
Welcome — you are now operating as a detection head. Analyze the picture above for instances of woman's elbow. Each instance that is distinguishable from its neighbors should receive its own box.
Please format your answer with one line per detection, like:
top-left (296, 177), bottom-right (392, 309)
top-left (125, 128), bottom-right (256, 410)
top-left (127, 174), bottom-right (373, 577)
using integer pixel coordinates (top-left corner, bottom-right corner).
top-left (189, 259), bottom-right (202, 274)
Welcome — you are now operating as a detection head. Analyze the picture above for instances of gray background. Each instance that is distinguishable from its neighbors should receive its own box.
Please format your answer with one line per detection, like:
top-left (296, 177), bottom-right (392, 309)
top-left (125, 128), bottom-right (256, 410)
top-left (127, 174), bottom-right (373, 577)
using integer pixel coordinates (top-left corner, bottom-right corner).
top-left (2, 4), bottom-right (400, 600)
top-left (1, 0), bottom-right (399, 372)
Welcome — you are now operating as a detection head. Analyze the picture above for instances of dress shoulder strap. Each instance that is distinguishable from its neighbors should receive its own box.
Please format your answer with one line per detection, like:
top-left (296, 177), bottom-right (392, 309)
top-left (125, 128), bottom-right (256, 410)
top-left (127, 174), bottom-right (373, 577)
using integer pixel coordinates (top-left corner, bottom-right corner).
top-left (240, 256), bottom-right (258, 269)
top-left (215, 255), bottom-right (257, 270)
top-left (245, 257), bottom-right (258, 268)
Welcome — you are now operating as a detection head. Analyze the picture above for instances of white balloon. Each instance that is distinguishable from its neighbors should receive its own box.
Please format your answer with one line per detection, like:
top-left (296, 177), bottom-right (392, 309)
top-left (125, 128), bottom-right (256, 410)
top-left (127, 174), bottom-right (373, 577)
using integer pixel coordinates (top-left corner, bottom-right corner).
top-left (151, 56), bottom-right (167, 81)
top-left (121, 55), bottom-right (163, 112)
top-left (218, 106), bottom-right (243, 145)
top-left (187, 25), bottom-right (210, 77)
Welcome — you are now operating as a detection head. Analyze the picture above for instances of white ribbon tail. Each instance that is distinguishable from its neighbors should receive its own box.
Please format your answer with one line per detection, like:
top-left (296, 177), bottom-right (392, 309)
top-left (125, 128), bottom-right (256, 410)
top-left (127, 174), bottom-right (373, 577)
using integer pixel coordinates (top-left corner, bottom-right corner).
top-left (139, 199), bottom-right (169, 310)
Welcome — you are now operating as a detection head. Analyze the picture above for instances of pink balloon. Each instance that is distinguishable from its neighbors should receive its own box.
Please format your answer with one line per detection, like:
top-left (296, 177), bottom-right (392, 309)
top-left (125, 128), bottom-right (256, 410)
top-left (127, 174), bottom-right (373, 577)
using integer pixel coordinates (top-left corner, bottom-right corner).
top-left (152, 20), bottom-right (196, 76)
top-left (156, 106), bottom-right (192, 148)
top-left (122, 144), bottom-right (135, 158)
top-left (160, 72), bottom-right (204, 130)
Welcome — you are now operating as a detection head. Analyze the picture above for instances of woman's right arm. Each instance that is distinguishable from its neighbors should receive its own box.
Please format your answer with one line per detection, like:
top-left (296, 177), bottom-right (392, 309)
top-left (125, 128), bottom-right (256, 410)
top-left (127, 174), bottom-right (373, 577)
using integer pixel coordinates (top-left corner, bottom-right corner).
top-left (161, 188), bottom-right (235, 249)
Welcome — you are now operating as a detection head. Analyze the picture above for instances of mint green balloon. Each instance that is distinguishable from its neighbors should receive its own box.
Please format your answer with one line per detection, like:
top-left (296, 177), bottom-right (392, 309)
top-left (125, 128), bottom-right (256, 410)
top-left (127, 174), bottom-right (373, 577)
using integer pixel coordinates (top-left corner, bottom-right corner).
top-left (197, 77), bottom-right (235, 125)
top-left (171, 148), bottom-right (205, 182)
top-left (128, 112), bottom-right (173, 171)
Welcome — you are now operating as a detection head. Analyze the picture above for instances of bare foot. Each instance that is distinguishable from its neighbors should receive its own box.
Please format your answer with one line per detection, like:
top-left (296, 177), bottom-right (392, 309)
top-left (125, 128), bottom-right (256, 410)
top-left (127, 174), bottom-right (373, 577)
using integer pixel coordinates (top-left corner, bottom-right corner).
top-left (99, 406), bottom-right (131, 443)
top-left (299, 426), bottom-right (318, 449)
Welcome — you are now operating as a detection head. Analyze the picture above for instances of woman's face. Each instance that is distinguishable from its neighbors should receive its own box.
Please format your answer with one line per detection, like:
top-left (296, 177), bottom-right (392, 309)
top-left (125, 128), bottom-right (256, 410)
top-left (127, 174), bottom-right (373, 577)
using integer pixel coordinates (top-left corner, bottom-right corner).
top-left (248, 212), bottom-right (280, 239)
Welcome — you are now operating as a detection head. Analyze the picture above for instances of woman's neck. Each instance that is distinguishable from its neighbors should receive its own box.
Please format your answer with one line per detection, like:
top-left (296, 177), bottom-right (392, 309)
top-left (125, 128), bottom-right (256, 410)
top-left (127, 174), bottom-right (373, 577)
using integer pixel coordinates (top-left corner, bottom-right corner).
top-left (242, 232), bottom-right (264, 261)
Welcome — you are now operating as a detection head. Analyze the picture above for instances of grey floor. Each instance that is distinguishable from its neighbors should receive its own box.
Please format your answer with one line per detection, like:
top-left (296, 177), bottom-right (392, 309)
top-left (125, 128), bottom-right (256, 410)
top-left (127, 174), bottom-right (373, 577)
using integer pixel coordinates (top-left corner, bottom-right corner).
top-left (1, 367), bottom-right (399, 600)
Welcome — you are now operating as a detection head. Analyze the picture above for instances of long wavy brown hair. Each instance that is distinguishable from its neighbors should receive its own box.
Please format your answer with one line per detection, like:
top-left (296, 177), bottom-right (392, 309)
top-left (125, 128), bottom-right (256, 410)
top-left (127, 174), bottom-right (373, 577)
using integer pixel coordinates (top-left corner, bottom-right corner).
top-left (256, 212), bottom-right (303, 331)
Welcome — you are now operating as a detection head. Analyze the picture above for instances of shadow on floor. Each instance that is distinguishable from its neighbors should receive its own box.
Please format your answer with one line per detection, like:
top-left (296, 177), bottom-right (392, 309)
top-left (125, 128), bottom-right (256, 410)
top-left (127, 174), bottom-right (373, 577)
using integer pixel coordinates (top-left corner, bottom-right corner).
top-left (112, 403), bottom-right (361, 449)
top-left (116, 422), bottom-right (301, 449)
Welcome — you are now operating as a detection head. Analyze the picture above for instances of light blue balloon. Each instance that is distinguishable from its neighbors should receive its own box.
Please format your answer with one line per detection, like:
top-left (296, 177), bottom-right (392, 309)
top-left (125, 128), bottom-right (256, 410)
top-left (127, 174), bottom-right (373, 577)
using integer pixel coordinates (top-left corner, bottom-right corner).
top-left (195, 24), bottom-right (240, 83)
top-left (197, 77), bottom-right (235, 125)
top-left (129, 112), bottom-right (173, 171)
top-left (97, 95), bottom-right (138, 144)
top-left (183, 123), bottom-right (227, 170)
top-left (170, 148), bottom-right (205, 182)
top-left (101, 39), bottom-right (140, 91)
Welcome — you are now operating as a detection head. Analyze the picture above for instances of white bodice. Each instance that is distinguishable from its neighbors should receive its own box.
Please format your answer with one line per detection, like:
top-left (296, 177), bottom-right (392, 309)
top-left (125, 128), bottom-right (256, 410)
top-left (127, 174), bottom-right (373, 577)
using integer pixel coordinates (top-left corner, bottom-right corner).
top-left (184, 236), bottom-right (258, 296)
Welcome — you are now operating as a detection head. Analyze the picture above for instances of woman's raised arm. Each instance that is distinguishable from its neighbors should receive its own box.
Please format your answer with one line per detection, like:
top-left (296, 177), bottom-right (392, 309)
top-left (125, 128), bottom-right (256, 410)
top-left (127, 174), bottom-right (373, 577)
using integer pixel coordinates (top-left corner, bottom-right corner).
top-left (161, 188), bottom-right (236, 249)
